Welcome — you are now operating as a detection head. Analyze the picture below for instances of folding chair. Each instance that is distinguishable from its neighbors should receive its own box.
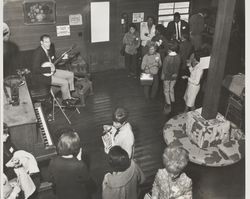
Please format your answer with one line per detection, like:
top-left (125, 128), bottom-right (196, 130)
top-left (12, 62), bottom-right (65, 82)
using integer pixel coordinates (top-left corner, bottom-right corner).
top-left (50, 89), bottom-right (80, 124)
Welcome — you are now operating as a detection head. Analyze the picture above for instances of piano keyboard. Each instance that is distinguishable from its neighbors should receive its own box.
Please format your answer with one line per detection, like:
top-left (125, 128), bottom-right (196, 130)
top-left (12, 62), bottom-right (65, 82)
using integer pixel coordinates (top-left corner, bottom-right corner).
top-left (34, 103), bottom-right (53, 147)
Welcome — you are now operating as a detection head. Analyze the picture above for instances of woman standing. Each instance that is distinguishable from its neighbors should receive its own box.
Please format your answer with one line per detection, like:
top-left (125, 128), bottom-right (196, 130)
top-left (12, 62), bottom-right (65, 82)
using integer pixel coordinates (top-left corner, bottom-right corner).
top-left (151, 146), bottom-right (192, 199)
top-left (161, 41), bottom-right (181, 114)
top-left (123, 23), bottom-right (140, 77)
top-left (140, 16), bottom-right (156, 56)
top-left (102, 146), bottom-right (145, 199)
top-left (141, 42), bottom-right (162, 99)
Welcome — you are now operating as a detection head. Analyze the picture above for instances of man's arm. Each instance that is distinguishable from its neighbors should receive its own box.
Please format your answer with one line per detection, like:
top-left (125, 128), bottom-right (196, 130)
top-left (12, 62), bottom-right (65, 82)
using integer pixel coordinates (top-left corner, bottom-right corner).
top-left (32, 48), bottom-right (52, 75)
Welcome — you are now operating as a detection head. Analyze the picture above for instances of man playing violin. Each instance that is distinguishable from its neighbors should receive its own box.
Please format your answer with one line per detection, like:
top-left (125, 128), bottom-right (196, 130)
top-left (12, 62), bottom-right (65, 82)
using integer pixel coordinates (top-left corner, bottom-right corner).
top-left (32, 34), bottom-right (79, 107)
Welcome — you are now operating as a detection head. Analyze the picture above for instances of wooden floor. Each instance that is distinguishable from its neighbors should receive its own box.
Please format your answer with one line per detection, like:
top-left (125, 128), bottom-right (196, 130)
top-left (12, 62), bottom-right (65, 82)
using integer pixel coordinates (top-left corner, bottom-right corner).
top-left (39, 69), bottom-right (245, 199)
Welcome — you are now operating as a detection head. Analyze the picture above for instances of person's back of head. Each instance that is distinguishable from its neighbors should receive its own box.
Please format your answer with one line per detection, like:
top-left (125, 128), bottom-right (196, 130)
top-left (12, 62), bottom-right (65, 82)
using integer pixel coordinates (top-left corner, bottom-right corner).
top-left (181, 33), bottom-right (190, 42)
top-left (57, 128), bottom-right (81, 157)
top-left (155, 24), bottom-right (166, 35)
top-left (108, 146), bottom-right (130, 172)
top-left (168, 41), bottom-right (179, 54)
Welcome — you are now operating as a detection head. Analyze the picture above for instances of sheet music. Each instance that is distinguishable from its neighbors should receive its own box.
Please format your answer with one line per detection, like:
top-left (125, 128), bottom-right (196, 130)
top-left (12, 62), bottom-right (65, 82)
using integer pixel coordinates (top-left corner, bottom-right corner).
top-left (102, 125), bottom-right (116, 153)
top-left (199, 56), bottom-right (211, 69)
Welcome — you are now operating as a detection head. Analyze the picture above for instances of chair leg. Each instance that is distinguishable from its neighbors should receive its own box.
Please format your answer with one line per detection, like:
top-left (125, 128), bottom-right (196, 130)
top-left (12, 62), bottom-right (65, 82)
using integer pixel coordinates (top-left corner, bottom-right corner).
top-left (76, 107), bottom-right (80, 114)
top-left (50, 90), bottom-right (71, 124)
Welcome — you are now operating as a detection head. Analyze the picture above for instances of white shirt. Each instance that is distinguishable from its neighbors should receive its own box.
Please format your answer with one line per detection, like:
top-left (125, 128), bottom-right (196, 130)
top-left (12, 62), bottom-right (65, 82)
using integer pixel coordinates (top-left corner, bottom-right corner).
top-left (175, 21), bottom-right (181, 40)
top-left (140, 22), bottom-right (156, 46)
top-left (113, 123), bottom-right (134, 158)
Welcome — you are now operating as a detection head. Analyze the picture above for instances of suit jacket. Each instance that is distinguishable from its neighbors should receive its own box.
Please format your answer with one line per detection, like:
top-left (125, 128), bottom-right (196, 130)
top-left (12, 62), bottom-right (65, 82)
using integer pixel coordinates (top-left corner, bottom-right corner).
top-left (31, 46), bottom-right (55, 87)
top-left (166, 20), bottom-right (189, 40)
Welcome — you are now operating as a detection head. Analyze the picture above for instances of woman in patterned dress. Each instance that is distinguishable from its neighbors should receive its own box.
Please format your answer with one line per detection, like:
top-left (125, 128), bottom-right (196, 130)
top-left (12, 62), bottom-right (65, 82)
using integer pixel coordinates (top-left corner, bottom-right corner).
top-left (151, 146), bottom-right (192, 199)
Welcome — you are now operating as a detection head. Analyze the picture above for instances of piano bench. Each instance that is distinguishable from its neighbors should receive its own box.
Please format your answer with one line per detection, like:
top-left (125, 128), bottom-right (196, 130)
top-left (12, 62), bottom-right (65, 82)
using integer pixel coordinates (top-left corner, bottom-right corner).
top-left (30, 87), bottom-right (51, 101)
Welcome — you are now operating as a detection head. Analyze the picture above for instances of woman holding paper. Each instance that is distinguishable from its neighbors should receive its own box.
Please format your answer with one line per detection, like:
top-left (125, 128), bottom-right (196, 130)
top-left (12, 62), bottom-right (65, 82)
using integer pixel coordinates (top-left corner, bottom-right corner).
top-left (102, 107), bottom-right (134, 159)
top-left (182, 53), bottom-right (209, 111)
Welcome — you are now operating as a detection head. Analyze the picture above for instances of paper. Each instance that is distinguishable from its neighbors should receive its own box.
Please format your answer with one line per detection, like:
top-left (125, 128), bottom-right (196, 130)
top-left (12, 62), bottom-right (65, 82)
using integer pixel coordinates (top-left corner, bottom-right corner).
top-left (199, 56), bottom-right (211, 69)
top-left (56, 25), bottom-right (70, 37)
top-left (132, 12), bottom-right (144, 23)
top-left (69, 14), bottom-right (82, 25)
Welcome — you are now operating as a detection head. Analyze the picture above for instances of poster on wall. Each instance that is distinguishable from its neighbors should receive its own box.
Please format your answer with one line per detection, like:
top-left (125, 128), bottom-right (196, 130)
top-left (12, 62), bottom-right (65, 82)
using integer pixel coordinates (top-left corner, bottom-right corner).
top-left (56, 25), bottom-right (71, 37)
top-left (132, 12), bottom-right (144, 23)
top-left (69, 14), bottom-right (82, 25)
top-left (23, 0), bottom-right (56, 25)
top-left (91, 2), bottom-right (110, 43)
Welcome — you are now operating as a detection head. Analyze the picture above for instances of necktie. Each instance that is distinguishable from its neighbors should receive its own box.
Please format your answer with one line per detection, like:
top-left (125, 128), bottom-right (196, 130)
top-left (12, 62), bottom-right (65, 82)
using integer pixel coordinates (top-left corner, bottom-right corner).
top-left (176, 22), bottom-right (180, 41)
top-left (45, 50), bottom-right (52, 62)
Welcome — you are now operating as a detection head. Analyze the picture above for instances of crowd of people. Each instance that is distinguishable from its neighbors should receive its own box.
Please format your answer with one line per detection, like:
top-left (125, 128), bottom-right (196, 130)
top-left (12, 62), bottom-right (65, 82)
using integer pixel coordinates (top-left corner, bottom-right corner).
top-left (2, 106), bottom-right (192, 199)
top-left (122, 11), bottom-right (211, 114)
top-left (2, 10), bottom-right (212, 199)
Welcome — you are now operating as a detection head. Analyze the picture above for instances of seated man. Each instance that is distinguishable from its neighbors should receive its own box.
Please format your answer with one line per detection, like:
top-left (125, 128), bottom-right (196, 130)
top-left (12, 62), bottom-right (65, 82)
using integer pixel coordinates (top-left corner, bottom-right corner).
top-left (31, 34), bottom-right (79, 108)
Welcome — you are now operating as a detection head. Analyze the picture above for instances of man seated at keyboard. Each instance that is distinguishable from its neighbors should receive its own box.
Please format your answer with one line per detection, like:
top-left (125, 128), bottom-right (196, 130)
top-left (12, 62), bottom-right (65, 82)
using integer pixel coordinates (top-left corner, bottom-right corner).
top-left (31, 34), bottom-right (79, 108)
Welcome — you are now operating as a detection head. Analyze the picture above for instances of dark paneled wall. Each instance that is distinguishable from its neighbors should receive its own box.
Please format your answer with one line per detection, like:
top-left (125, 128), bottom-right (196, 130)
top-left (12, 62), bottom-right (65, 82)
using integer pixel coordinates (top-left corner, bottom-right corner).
top-left (4, 0), bottom-right (158, 72)
top-left (4, 0), bottom-right (217, 72)
top-left (4, 0), bottom-right (88, 61)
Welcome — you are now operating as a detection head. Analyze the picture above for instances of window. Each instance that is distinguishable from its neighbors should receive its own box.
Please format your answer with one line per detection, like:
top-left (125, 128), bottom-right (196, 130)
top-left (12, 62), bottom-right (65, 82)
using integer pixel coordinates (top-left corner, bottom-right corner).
top-left (90, 2), bottom-right (110, 43)
top-left (158, 1), bottom-right (190, 27)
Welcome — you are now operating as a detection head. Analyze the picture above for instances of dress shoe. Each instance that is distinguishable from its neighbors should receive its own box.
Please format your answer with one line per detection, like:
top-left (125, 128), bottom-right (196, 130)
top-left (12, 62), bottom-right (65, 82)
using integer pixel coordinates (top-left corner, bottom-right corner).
top-left (62, 99), bottom-right (75, 108)
top-left (70, 97), bottom-right (80, 104)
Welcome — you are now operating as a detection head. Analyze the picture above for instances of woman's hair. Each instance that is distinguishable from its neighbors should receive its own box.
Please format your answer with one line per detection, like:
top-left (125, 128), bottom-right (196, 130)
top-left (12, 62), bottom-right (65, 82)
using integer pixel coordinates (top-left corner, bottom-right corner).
top-left (57, 129), bottom-right (81, 157)
top-left (112, 107), bottom-right (129, 124)
top-left (146, 41), bottom-right (157, 50)
top-left (108, 146), bottom-right (130, 172)
top-left (128, 23), bottom-right (137, 30)
top-left (163, 146), bottom-right (189, 175)
top-left (168, 41), bottom-right (179, 53)
top-left (155, 24), bottom-right (165, 35)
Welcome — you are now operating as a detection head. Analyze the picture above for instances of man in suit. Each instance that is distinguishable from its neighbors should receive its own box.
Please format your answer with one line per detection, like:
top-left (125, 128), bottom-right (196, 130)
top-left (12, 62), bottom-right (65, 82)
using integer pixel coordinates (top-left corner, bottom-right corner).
top-left (166, 12), bottom-right (189, 42)
top-left (32, 34), bottom-right (79, 107)
top-left (189, 9), bottom-right (208, 50)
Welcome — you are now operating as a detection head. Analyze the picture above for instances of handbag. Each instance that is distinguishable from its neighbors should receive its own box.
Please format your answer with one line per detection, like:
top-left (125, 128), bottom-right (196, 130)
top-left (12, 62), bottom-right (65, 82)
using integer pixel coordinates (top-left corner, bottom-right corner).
top-left (120, 45), bottom-right (126, 56)
top-left (140, 73), bottom-right (153, 86)
top-left (149, 65), bottom-right (159, 75)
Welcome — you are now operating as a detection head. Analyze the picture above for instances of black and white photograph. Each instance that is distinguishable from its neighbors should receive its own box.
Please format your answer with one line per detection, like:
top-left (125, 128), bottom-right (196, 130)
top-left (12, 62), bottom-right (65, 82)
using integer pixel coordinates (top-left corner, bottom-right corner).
top-left (1, 0), bottom-right (247, 198)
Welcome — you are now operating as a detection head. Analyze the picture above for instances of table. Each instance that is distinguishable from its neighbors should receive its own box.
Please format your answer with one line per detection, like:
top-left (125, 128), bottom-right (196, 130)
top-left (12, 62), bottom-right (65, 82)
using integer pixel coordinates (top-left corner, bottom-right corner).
top-left (163, 112), bottom-right (244, 167)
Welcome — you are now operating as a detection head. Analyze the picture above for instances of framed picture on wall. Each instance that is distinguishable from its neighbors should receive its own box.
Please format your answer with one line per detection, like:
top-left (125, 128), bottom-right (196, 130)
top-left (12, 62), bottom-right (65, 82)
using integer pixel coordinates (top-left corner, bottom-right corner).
top-left (23, 0), bottom-right (56, 25)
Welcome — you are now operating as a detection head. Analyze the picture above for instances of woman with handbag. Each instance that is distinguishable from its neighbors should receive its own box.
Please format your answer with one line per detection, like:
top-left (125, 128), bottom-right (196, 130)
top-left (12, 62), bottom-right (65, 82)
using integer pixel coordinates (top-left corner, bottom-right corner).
top-left (161, 41), bottom-right (181, 114)
top-left (141, 42), bottom-right (162, 99)
top-left (122, 23), bottom-right (141, 78)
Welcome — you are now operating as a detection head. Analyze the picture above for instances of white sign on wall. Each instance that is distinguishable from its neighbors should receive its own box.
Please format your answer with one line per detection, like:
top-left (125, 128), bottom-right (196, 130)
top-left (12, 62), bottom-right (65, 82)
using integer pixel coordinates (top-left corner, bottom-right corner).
top-left (132, 12), bottom-right (144, 23)
top-left (56, 25), bottom-right (70, 37)
top-left (90, 1), bottom-right (110, 43)
top-left (69, 14), bottom-right (82, 25)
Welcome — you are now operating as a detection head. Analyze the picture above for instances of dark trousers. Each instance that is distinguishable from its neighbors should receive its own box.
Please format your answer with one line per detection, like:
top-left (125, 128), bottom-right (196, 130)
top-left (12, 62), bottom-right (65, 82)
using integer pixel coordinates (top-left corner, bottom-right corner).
top-left (143, 74), bottom-right (159, 98)
top-left (125, 52), bottom-right (137, 74)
